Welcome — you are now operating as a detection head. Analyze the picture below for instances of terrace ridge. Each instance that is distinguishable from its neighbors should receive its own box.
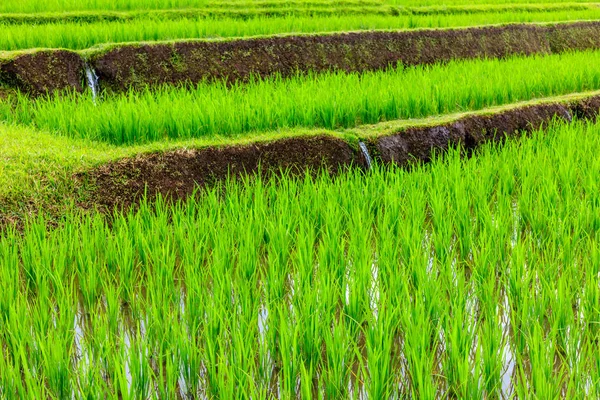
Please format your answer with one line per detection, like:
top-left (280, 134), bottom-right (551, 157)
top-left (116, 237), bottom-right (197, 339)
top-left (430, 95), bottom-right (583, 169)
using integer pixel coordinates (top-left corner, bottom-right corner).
top-left (84, 91), bottom-right (600, 210)
top-left (2, 20), bottom-right (600, 95)
top-left (0, 2), bottom-right (595, 25)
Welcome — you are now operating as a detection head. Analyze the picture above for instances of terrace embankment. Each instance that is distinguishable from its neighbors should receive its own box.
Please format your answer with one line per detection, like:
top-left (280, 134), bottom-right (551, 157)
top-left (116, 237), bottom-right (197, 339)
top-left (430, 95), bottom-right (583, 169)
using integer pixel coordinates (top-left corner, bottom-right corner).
top-left (87, 135), bottom-right (363, 211)
top-left (0, 50), bottom-right (85, 96)
top-left (86, 93), bottom-right (600, 210)
top-left (3, 21), bottom-right (600, 95)
top-left (88, 21), bottom-right (600, 92)
top-left (369, 95), bottom-right (600, 165)
top-left (371, 103), bottom-right (573, 165)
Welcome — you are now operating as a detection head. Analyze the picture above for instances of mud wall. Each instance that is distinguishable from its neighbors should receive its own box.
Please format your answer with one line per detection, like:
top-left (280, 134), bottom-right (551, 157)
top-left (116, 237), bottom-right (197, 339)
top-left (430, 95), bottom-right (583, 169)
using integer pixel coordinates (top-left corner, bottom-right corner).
top-left (370, 96), bottom-right (600, 166)
top-left (0, 50), bottom-right (85, 96)
top-left (2, 21), bottom-right (600, 95)
top-left (88, 135), bottom-right (363, 210)
top-left (90, 21), bottom-right (600, 92)
top-left (87, 95), bottom-right (600, 209)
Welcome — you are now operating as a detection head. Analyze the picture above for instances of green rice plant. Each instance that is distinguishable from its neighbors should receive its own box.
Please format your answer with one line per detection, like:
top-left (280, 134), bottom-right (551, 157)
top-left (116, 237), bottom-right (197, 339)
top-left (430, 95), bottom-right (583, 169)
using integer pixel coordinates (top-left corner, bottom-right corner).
top-left (5, 50), bottom-right (600, 145)
top-left (322, 317), bottom-right (352, 398)
top-left (361, 300), bottom-right (398, 399)
top-left (1, 0), bottom-right (596, 13)
top-left (388, 0), bottom-right (595, 5)
top-left (1, 119), bottom-right (600, 397)
top-left (0, 0), bottom-right (384, 13)
top-left (4, 8), bottom-right (600, 51)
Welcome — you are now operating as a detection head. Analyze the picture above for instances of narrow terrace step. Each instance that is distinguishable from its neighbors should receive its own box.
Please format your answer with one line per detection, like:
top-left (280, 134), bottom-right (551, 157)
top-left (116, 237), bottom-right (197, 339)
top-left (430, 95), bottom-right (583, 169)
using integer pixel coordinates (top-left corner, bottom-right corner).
top-left (84, 91), bottom-right (600, 210)
top-left (2, 21), bottom-right (600, 96)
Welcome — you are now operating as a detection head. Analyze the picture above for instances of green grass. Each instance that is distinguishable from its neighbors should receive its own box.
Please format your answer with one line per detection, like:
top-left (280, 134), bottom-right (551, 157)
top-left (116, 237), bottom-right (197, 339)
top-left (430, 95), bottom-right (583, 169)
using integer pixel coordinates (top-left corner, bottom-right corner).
top-left (1, 119), bottom-right (599, 397)
top-left (0, 2), bottom-right (594, 26)
top-left (1, 89), bottom-right (597, 228)
top-left (0, 0), bottom-right (381, 13)
top-left (4, 50), bottom-right (600, 145)
top-left (0, 0), bottom-right (597, 13)
top-left (389, 0), bottom-right (599, 5)
top-left (0, 121), bottom-right (337, 225)
top-left (3, 8), bottom-right (600, 51)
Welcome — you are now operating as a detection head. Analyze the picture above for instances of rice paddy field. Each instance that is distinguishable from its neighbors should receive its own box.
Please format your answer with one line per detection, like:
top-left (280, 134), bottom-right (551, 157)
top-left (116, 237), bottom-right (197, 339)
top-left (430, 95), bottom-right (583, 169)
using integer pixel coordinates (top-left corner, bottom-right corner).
top-left (1, 0), bottom-right (600, 399)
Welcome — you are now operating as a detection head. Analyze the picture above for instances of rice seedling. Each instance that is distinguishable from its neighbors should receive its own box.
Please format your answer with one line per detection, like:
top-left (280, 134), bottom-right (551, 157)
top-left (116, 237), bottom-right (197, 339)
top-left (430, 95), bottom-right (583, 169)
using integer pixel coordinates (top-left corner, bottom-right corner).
top-left (389, 0), bottom-right (595, 5)
top-left (4, 50), bottom-right (600, 145)
top-left (1, 118), bottom-right (599, 397)
top-left (3, 8), bottom-right (600, 51)
top-left (0, 0), bottom-right (594, 13)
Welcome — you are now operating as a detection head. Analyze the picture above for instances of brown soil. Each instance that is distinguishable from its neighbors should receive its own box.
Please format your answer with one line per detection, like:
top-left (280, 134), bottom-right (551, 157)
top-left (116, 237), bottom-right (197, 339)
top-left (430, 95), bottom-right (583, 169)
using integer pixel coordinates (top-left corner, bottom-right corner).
top-left (87, 95), bottom-right (600, 210)
top-left (90, 21), bottom-right (600, 92)
top-left (568, 95), bottom-right (600, 121)
top-left (85, 135), bottom-right (362, 210)
top-left (2, 21), bottom-right (600, 96)
top-left (0, 87), bottom-right (11, 100)
top-left (373, 100), bottom-right (586, 166)
top-left (0, 50), bottom-right (85, 96)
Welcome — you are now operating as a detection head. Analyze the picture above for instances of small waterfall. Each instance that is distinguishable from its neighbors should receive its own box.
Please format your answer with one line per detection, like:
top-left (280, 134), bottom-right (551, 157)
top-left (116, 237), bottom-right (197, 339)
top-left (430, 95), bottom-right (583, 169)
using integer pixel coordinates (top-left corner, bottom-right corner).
top-left (359, 141), bottom-right (372, 169)
top-left (564, 109), bottom-right (573, 123)
top-left (84, 63), bottom-right (100, 104)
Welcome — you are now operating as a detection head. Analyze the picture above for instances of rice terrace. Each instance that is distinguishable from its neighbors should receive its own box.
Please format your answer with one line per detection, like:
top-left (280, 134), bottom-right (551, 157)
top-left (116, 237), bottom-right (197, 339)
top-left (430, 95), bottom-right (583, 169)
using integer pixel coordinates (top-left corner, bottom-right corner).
top-left (3, 0), bottom-right (600, 398)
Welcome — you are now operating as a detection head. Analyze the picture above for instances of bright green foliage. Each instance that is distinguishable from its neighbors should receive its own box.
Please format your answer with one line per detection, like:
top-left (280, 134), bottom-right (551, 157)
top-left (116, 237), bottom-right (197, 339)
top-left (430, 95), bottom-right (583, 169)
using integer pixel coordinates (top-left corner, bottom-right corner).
top-left (1, 120), bottom-right (599, 397)
top-left (389, 0), bottom-right (597, 5)
top-left (0, 0), bottom-right (595, 13)
top-left (0, 0), bottom-right (346, 13)
top-left (3, 9), bottom-right (600, 51)
top-left (4, 50), bottom-right (600, 145)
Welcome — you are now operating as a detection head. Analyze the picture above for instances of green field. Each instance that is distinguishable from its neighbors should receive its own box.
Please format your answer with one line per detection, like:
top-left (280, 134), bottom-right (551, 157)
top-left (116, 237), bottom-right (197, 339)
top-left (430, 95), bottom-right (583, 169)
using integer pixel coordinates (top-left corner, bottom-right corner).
top-left (3, 51), bottom-right (600, 144)
top-left (2, 121), bottom-right (600, 397)
top-left (1, 0), bottom-right (600, 398)
top-left (4, 9), bottom-right (600, 51)
top-left (0, 0), bottom-right (597, 13)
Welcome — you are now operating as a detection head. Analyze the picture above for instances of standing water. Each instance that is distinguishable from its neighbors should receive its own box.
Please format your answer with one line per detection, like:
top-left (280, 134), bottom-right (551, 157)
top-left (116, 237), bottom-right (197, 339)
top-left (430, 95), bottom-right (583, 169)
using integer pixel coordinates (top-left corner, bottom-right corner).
top-left (358, 142), bottom-right (372, 169)
top-left (84, 63), bottom-right (100, 104)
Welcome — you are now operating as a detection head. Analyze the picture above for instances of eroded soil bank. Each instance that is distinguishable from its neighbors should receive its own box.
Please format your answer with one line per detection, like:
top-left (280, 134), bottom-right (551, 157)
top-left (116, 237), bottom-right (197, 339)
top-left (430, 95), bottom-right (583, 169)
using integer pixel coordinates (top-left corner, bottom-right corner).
top-left (86, 135), bottom-right (362, 211)
top-left (3, 21), bottom-right (600, 95)
top-left (372, 95), bottom-right (600, 165)
top-left (0, 50), bottom-right (85, 96)
top-left (86, 94), bottom-right (600, 210)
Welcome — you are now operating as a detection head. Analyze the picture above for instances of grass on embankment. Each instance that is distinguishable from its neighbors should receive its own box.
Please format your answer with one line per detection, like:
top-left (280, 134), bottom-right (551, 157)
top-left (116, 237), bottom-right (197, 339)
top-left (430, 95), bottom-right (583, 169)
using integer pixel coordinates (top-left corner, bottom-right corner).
top-left (1, 119), bottom-right (599, 398)
top-left (4, 8), bottom-right (600, 51)
top-left (2, 89), bottom-right (599, 226)
top-left (0, 121), bottom-right (340, 226)
top-left (4, 50), bottom-right (600, 145)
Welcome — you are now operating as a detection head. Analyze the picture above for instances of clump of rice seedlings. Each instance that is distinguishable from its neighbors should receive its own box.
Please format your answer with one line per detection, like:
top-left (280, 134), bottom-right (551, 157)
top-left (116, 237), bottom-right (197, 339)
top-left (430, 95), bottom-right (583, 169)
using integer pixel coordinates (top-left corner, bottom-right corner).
top-left (4, 50), bottom-right (600, 145)
top-left (389, 0), bottom-right (594, 6)
top-left (1, 119), bottom-right (600, 396)
top-left (0, 0), bottom-right (390, 13)
top-left (1, 0), bottom-right (595, 13)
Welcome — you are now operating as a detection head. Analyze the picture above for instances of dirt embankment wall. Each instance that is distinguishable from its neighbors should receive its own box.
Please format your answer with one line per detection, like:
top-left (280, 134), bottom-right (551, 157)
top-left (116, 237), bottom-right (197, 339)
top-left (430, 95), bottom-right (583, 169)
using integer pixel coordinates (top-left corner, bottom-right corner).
top-left (0, 50), bottom-right (85, 96)
top-left (2, 21), bottom-right (600, 95)
top-left (87, 95), bottom-right (600, 210)
top-left (88, 21), bottom-right (600, 92)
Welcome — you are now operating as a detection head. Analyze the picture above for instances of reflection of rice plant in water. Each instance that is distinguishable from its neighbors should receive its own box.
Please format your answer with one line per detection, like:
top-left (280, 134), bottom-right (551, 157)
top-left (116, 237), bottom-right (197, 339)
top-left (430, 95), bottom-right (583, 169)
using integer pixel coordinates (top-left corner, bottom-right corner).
top-left (1, 121), bottom-right (600, 397)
